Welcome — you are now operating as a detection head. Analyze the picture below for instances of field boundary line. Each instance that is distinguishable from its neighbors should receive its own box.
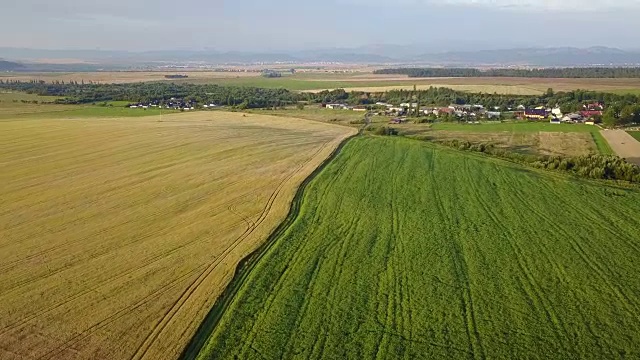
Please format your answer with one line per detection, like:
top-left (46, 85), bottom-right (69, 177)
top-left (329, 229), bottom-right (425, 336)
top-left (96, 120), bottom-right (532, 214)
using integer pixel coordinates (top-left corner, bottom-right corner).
top-left (178, 131), bottom-right (361, 360)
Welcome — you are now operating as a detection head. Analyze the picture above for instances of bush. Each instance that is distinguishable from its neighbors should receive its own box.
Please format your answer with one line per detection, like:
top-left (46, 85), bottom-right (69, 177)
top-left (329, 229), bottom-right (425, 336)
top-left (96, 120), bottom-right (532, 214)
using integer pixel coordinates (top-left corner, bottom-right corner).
top-left (374, 127), bottom-right (398, 136)
top-left (434, 139), bottom-right (640, 183)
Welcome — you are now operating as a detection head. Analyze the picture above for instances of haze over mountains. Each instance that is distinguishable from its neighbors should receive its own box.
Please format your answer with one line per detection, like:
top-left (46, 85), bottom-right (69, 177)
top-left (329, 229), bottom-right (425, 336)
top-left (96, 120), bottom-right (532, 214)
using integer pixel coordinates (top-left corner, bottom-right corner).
top-left (3, 46), bottom-right (640, 69)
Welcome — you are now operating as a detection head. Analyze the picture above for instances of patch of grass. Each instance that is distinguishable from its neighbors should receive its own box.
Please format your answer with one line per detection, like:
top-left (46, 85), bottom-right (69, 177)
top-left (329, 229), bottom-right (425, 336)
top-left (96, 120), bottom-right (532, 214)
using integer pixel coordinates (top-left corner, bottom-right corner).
top-left (431, 121), bottom-right (600, 133)
top-left (628, 131), bottom-right (640, 142)
top-left (0, 112), bottom-right (354, 359)
top-left (592, 131), bottom-right (615, 155)
top-left (196, 136), bottom-right (640, 359)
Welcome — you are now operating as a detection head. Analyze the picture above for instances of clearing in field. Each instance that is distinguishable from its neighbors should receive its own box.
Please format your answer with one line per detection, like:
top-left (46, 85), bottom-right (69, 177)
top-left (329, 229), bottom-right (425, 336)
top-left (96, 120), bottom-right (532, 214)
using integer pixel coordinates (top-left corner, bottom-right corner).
top-left (398, 122), bottom-right (612, 156)
top-left (0, 112), bottom-right (354, 360)
top-left (195, 136), bottom-right (640, 359)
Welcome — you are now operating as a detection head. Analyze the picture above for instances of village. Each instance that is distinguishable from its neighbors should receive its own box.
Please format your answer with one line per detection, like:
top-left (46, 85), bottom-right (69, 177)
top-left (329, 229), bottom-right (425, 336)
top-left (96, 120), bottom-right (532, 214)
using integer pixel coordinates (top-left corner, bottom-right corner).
top-left (322, 101), bottom-right (605, 125)
top-left (124, 95), bottom-right (605, 126)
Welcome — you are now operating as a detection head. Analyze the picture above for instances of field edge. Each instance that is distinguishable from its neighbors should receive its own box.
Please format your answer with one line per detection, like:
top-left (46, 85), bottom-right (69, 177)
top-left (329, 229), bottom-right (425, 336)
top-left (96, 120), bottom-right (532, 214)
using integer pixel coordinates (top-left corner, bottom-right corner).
top-left (178, 131), bottom-right (361, 360)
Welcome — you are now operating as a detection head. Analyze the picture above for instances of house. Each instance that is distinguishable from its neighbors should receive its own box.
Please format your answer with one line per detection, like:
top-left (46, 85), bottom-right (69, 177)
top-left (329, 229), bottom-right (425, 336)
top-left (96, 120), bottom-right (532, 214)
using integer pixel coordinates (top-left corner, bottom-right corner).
top-left (552, 108), bottom-right (563, 117)
top-left (584, 102), bottom-right (604, 111)
top-left (376, 102), bottom-right (392, 107)
top-left (524, 109), bottom-right (547, 120)
top-left (486, 111), bottom-right (501, 119)
top-left (326, 104), bottom-right (347, 110)
top-left (435, 107), bottom-right (455, 116)
top-left (563, 113), bottom-right (583, 123)
top-left (580, 110), bottom-right (603, 119)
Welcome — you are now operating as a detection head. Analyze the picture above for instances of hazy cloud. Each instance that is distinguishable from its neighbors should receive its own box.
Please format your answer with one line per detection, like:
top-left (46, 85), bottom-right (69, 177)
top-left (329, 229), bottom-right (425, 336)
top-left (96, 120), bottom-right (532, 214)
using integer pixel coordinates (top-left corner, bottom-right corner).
top-left (342, 0), bottom-right (640, 11)
top-left (0, 0), bottom-right (638, 51)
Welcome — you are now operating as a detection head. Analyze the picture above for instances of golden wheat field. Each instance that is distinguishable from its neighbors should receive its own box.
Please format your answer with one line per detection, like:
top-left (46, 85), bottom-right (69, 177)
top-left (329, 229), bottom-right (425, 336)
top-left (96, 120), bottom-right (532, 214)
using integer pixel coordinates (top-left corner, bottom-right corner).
top-left (0, 112), bottom-right (355, 360)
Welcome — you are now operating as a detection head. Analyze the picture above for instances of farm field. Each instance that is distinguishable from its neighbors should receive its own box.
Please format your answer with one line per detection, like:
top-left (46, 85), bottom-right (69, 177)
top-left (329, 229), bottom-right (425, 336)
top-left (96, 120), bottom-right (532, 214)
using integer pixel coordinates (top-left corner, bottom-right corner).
top-left (600, 130), bottom-right (640, 166)
top-left (397, 121), bottom-right (613, 156)
top-left (0, 112), bottom-right (354, 360)
top-left (247, 107), bottom-right (387, 128)
top-left (194, 136), bottom-right (640, 360)
top-left (5, 71), bottom-right (640, 94)
top-left (629, 131), bottom-right (640, 141)
top-left (0, 92), bottom-right (177, 120)
top-left (0, 71), bottom-right (260, 84)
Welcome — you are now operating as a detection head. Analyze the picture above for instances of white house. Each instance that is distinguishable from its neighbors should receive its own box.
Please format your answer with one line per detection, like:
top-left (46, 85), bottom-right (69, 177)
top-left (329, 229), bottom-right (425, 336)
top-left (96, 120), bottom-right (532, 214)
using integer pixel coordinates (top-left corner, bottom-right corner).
top-left (486, 111), bottom-right (501, 119)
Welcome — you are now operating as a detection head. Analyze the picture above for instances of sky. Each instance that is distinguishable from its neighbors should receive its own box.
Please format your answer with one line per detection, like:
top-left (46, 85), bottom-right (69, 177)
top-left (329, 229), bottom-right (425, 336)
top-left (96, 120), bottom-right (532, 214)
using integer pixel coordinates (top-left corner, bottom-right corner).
top-left (1, 0), bottom-right (639, 52)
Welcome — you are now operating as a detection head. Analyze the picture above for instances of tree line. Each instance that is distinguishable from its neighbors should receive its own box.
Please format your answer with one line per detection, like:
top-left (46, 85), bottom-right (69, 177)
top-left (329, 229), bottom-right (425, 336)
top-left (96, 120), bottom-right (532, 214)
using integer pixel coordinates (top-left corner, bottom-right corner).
top-left (1, 80), bottom-right (639, 127)
top-left (374, 67), bottom-right (640, 78)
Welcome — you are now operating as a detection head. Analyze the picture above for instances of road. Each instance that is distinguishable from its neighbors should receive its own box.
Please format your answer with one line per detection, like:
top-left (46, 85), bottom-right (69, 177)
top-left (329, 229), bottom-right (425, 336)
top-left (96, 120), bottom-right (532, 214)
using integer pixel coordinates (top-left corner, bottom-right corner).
top-left (600, 129), bottom-right (640, 166)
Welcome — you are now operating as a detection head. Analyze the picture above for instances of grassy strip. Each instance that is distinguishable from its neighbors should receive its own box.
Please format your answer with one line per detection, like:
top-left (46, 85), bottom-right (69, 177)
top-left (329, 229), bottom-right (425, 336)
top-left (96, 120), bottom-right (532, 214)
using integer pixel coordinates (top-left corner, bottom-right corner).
top-left (592, 131), bottom-right (615, 155)
top-left (628, 131), bottom-right (640, 142)
top-left (431, 121), bottom-right (599, 133)
top-left (179, 131), bottom-right (361, 360)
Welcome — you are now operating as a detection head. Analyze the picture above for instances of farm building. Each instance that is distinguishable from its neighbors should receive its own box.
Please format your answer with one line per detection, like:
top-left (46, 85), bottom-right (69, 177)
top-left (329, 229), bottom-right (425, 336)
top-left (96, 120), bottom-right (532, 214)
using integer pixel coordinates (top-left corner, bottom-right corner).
top-left (486, 111), bottom-right (501, 119)
top-left (326, 104), bottom-right (348, 110)
top-left (524, 109), bottom-right (548, 120)
top-left (580, 110), bottom-right (603, 119)
top-left (563, 113), bottom-right (583, 122)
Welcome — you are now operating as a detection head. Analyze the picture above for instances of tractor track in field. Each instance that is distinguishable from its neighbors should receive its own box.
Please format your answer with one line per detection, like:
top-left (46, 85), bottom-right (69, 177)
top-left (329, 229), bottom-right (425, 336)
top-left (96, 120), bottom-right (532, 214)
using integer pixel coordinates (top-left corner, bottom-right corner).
top-left (178, 130), bottom-right (362, 360)
top-left (131, 137), bottom-right (336, 360)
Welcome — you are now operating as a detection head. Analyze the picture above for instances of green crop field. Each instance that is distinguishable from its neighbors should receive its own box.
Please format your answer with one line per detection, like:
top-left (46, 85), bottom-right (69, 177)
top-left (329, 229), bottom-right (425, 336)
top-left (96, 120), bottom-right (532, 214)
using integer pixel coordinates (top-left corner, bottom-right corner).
top-left (194, 136), bottom-right (640, 359)
top-left (628, 131), bottom-right (640, 141)
top-left (0, 92), bottom-right (175, 120)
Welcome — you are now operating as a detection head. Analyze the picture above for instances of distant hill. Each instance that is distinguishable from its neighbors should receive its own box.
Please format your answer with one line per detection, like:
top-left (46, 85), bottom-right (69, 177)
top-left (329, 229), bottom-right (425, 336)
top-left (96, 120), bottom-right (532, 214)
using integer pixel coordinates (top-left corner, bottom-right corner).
top-left (2, 46), bottom-right (640, 67)
top-left (415, 47), bottom-right (640, 66)
top-left (0, 60), bottom-right (25, 71)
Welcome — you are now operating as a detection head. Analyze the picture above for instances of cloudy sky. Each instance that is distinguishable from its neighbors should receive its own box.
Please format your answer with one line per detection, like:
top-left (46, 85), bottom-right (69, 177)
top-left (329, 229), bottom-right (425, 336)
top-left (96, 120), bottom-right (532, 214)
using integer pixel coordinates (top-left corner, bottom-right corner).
top-left (1, 0), bottom-right (639, 51)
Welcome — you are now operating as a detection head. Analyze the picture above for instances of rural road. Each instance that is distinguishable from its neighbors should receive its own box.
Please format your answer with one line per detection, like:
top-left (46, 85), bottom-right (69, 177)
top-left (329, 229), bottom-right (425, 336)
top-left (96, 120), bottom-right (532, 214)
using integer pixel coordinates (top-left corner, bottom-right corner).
top-left (600, 129), bottom-right (640, 166)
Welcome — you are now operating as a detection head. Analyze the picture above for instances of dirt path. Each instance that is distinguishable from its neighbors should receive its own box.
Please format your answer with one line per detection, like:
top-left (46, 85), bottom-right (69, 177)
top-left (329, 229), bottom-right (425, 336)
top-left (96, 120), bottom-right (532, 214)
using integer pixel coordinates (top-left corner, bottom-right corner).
top-left (600, 129), bottom-right (640, 166)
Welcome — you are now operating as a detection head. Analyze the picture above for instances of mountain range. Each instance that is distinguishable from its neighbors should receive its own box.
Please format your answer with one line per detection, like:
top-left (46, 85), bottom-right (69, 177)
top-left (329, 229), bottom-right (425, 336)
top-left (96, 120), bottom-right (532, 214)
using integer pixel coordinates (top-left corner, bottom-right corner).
top-left (2, 46), bottom-right (640, 68)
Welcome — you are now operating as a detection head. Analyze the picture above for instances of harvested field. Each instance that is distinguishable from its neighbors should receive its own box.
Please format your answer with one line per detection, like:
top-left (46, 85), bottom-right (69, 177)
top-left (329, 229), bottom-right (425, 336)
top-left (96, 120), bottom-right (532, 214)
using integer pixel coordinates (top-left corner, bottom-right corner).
top-left (298, 76), bottom-right (640, 94)
top-left (4, 72), bottom-right (640, 94)
top-left (0, 71), bottom-right (260, 84)
top-left (304, 84), bottom-right (542, 95)
top-left (601, 129), bottom-right (640, 166)
top-left (0, 112), bottom-right (354, 360)
top-left (195, 136), bottom-right (640, 359)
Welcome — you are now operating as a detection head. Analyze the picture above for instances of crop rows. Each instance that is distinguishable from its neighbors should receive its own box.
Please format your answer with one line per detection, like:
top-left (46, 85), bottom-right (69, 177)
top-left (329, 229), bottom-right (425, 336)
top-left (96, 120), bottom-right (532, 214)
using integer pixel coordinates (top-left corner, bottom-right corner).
top-left (197, 136), bottom-right (640, 359)
top-left (0, 112), bottom-right (354, 360)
